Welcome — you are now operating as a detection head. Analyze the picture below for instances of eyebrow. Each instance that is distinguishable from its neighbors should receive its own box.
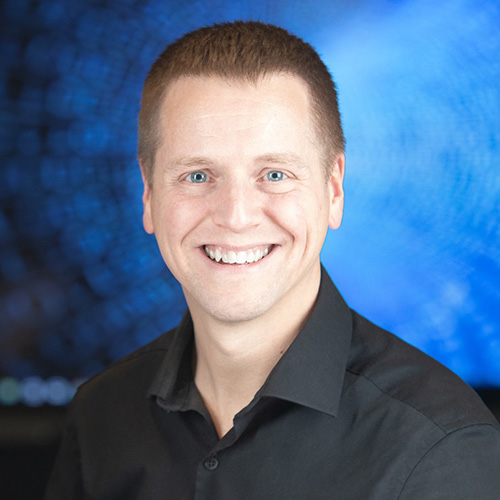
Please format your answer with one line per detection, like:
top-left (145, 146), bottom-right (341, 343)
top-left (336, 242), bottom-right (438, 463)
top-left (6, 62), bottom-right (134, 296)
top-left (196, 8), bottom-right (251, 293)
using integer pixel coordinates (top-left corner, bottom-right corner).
top-left (165, 153), bottom-right (309, 172)
top-left (254, 153), bottom-right (309, 172)
top-left (167, 157), bottom-right (216, 168)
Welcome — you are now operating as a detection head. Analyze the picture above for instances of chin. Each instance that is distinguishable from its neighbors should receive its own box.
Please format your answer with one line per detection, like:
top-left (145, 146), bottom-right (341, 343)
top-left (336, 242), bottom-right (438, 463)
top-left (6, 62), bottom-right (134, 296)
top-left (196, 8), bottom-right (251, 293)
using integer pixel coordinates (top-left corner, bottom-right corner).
top-left (192, 292), bottom-right (276, 325)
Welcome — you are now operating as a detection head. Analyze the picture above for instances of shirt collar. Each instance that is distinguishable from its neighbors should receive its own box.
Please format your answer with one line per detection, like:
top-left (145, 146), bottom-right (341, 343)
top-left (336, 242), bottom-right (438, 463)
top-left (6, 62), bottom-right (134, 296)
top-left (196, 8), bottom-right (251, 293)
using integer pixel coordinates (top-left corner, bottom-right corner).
top-left (150, 311), bottom-right (196, 412)
top-left (150, 266), bottom-right (353, 418)
top-left (256, 266), bottom-right (352, 417)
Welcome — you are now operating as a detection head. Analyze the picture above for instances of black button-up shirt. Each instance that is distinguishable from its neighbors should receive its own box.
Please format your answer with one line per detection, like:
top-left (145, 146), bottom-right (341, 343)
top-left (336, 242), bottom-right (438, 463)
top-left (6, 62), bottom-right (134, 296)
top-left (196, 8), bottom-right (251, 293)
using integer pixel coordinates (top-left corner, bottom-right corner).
top-left (46, 268), bottom-right (500, 499)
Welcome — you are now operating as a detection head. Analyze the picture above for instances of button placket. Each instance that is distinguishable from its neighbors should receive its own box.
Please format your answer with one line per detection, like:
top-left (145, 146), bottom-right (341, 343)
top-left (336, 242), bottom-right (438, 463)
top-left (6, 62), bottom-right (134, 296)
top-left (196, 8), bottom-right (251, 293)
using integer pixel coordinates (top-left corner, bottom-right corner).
top-left (203, 454), bottom-right (219, 471)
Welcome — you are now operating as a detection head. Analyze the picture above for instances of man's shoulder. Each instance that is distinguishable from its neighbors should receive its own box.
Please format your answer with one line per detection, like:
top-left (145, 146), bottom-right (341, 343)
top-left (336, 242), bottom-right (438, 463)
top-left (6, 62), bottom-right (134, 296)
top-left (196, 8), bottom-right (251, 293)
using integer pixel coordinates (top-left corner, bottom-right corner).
top-left (72, 327), bottom-right (177, 409)
top-left (346, 310), bottom-right (499, 433)
top-left (107, 328), bottom-right (175, 370)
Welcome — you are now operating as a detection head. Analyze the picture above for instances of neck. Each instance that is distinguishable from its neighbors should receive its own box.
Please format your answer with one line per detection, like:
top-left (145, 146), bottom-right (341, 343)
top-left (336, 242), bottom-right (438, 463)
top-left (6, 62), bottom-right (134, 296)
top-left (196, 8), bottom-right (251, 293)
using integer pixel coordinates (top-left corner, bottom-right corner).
top-left (188, 266), bottom-right (321, 437)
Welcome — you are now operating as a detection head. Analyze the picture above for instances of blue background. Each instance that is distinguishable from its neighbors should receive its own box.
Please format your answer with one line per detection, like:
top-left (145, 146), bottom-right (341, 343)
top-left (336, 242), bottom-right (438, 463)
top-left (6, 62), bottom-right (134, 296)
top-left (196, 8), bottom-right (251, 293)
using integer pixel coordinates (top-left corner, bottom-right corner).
top-left (1, 0), bottom-right (499, 404)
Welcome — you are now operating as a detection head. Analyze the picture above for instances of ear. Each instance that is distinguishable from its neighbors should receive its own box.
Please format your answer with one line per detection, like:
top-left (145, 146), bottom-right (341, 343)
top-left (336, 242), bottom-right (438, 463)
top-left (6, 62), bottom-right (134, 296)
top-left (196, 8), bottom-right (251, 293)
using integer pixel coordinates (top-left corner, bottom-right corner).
top-left (139, 161), bottom-right (155, 235)
top-left (327, 153), bottom-right (345, 230)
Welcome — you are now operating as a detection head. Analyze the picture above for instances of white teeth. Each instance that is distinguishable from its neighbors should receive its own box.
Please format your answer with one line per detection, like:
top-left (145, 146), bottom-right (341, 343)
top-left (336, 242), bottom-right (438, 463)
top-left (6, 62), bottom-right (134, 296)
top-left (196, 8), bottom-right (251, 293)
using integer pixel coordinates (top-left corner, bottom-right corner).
top-left (204, 245), bottom-right (273, 265)
top-left (246, 250), bottom-right (255, 263)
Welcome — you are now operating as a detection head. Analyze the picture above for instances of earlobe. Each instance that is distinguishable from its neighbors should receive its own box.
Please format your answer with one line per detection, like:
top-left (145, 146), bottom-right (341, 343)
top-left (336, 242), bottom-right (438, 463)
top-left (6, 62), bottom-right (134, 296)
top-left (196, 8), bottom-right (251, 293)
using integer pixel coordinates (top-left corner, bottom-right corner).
top-left (140, 162), bottom-right (155, 235)
top-left (328, 154), bottom-right (345, 230)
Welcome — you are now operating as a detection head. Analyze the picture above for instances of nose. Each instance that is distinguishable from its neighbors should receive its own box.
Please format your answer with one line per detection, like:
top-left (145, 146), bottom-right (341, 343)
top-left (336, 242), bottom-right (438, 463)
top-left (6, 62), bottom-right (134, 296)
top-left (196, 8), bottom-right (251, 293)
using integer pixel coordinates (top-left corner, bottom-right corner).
top-left (211, 178), bottom-right (262, 232)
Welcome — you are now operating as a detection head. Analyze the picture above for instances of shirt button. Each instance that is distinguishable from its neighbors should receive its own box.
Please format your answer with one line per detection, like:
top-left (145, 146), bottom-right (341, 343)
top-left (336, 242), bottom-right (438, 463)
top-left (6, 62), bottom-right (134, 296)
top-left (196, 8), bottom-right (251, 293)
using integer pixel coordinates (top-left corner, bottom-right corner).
top-left (204, 455), bottom-right (219, 471)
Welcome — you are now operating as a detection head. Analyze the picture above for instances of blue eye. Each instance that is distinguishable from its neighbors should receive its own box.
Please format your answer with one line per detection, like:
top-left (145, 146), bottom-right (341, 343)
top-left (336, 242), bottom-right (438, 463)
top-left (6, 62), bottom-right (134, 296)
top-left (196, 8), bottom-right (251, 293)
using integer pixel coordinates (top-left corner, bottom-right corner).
top-left (188, 171), bottom-right (207, 183)
top-left (266, 171), bottom-right (285, 182)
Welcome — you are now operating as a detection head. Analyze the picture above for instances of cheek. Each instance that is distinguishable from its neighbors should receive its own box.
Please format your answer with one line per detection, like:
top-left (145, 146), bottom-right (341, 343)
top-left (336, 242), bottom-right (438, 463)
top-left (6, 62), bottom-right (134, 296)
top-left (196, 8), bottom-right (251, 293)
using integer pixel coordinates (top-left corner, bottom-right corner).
top-left (152, 195), bottom-right (206, 243)
top-left (266, 192), bottom-right (323, 238)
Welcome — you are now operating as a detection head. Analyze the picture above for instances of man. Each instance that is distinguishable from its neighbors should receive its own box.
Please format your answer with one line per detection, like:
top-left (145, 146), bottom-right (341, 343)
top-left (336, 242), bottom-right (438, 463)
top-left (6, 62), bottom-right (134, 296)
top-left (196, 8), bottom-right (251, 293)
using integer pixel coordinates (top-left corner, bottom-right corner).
top-left (46, 21), bottom-right (500, 499)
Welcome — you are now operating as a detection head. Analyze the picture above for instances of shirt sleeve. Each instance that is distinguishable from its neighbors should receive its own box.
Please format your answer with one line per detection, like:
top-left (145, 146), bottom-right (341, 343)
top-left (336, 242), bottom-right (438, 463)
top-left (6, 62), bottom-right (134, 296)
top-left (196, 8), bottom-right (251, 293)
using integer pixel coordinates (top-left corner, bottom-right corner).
top-left (399, 423), bottom-right (500, 499)
top-left (44, 406), bottom-right (84, 500)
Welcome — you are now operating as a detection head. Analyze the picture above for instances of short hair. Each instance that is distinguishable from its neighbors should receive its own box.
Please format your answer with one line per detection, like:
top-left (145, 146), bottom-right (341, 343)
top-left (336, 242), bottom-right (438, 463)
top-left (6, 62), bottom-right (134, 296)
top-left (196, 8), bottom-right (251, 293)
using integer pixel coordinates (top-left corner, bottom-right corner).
top-left (138, 21), bottom-right (345, 185)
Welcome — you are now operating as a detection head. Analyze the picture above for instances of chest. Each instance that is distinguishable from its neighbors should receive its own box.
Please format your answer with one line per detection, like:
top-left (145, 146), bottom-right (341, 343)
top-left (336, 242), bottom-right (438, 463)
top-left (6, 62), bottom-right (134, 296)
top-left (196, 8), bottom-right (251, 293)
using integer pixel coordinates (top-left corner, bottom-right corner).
top-left (79, 397), bottom-right (435, 500)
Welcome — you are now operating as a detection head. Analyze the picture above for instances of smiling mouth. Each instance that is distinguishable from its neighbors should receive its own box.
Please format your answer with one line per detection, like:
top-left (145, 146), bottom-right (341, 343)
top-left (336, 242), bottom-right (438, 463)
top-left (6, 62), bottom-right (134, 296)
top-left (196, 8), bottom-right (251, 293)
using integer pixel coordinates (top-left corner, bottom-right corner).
top-left (204, 245), bottom-right (274, 265)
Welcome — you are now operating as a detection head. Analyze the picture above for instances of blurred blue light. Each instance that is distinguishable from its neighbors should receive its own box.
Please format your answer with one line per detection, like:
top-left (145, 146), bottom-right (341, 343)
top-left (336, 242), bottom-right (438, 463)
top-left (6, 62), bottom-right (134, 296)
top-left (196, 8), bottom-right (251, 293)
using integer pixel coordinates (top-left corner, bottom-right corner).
top-left (0, 250), bottom-right (27, 282)
top-left (46, 376), bottom-right (74, 405)
top-left (31, 279), bottom-right (66, 321)
top-left (35, 0), bottom-right (66, 26)
top-left (0, 37), bottom-right (21, 68)
top-left (2, 0), bottom-right (31, 23)
top-left (45, 82), bottom-right (75, 119)
top-left (22, 377), bottom-right (47, 407)
top-left (54, 45), bottom-right (77, 75)
top-left (76, 11), bottom-right (107, 49)
top-left (0, 377), bottom-right (21, 405)
top-left (0, 210), bottom-right (9, 239)
top-left (1, 0), bottom-right (499, 406)
top-left (68, 121), bottom-right (110, 155)
top-left (46, 129), bottom-right (71, 156)
top-left (0, 376), bottom-right (79, 406)
top-left (103, 302), bottom-right (130, 330)
top-left (24, 35), bottom-right (56, 75)
top-left (84, 264), bottom-right (116, 296)
top-left (81, 53), bottom-right (111, 85)
top-left (18, 85), bottom-right (45, 118)
top-left (16, 129), bottom-right (42, 155)
top-left (39, 334), bottom-right (65, 365)
top-left (4, 289), bottom-right (32, 324)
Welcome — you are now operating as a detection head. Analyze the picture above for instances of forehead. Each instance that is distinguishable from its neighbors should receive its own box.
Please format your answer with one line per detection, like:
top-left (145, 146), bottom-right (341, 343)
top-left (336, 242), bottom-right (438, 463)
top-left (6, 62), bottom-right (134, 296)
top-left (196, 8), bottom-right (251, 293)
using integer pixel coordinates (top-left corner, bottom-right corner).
top-left (156, 74), bottom-right (318, 155)
top-left (160, 73), bottom-right (312, 121)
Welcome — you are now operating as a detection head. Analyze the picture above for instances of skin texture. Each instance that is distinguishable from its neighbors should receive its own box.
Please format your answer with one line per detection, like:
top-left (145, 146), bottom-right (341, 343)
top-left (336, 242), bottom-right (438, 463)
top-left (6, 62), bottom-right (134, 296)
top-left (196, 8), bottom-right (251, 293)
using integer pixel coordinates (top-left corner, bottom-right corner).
top-left (141, 74), bottom-right (344, 436)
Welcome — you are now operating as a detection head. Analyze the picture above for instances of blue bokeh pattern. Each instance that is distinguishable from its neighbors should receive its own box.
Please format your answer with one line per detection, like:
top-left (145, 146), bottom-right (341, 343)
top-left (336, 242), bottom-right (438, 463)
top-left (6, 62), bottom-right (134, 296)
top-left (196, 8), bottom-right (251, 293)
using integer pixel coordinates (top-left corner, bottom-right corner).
top-left (0, 0), bottom-right (499, 403)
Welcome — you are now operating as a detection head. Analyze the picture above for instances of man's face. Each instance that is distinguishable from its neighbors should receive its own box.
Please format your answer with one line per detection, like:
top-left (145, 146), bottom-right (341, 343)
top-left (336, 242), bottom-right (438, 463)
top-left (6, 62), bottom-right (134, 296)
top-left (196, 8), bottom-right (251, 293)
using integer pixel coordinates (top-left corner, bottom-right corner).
top-left (142, 74), bottom-right (344, 325)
